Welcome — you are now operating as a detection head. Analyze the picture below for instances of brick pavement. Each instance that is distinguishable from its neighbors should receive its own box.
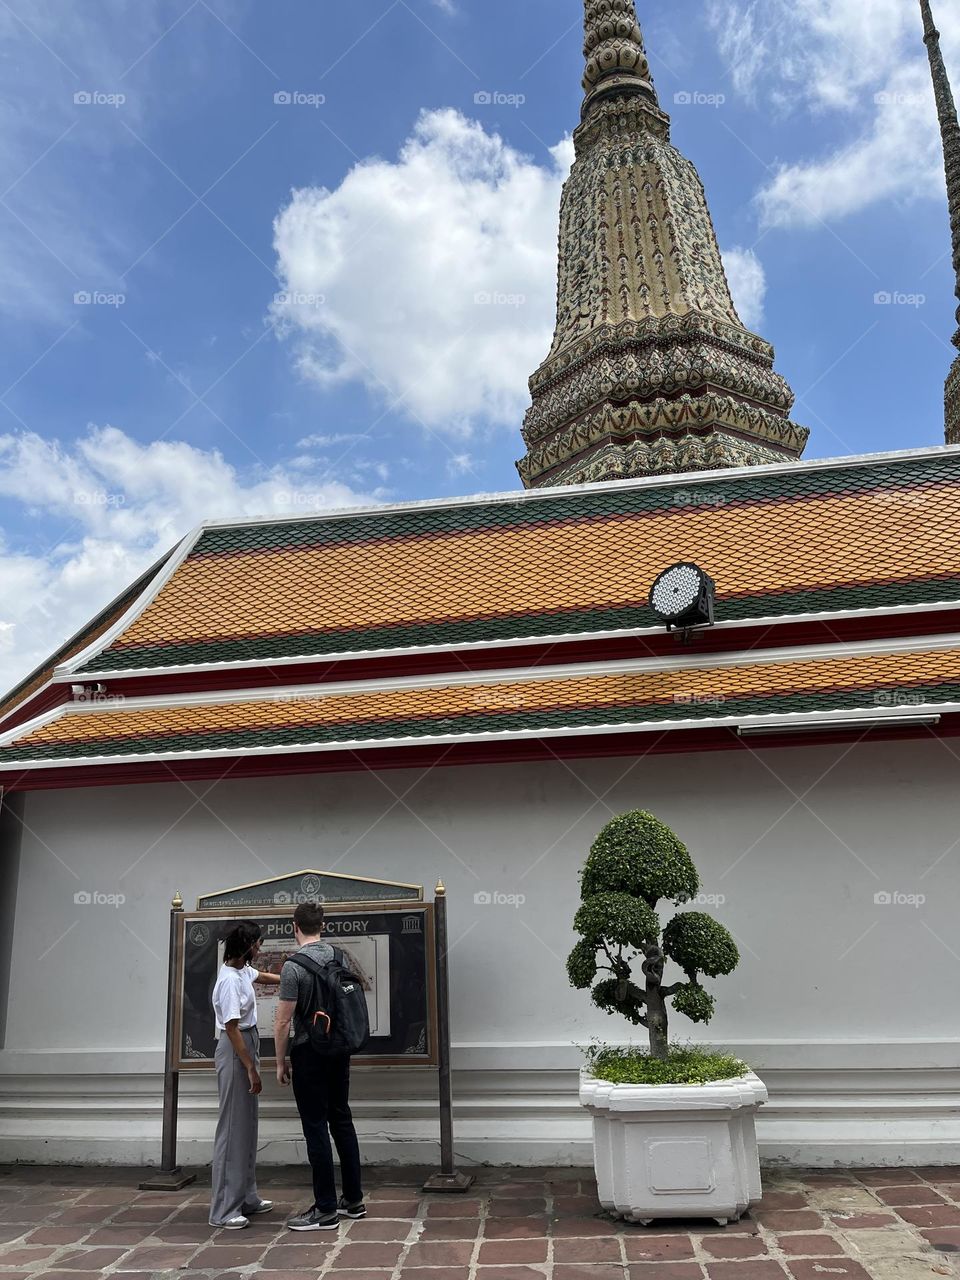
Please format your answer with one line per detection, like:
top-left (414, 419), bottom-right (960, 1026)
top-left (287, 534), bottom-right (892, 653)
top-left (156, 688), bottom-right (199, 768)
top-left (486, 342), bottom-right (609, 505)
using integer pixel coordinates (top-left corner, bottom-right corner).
top-left (1, 1165), bottom-right (960, 1280)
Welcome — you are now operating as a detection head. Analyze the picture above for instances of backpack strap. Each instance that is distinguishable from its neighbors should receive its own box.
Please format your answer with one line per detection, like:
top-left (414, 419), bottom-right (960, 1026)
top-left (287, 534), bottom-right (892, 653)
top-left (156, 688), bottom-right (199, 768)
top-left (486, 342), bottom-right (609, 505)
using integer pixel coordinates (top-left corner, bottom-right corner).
top-left (287, 952), bottom-right (333, 1029)
top-left (288, 952), bottom-right (332, 978)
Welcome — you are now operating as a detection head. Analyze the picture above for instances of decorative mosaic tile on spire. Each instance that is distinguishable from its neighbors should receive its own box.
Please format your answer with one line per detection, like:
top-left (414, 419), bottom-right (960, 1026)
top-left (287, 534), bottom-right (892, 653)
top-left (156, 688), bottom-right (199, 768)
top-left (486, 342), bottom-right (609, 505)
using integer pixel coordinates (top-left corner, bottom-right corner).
top-left (516, 1), bottom-right (809, 488)
top-left (582, 0), bottom-right (658, 111)
top-left (921, 0), bottom-right (960, 444)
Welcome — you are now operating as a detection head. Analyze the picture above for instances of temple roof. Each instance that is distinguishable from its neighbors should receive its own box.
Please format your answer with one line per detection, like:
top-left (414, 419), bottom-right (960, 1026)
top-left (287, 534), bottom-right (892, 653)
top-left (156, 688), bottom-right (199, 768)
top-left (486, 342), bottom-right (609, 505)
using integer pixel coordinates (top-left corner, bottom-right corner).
top-left (56, 447), bottom-right (960, 679)
top-left (2, 445), bottom-right (959, 787)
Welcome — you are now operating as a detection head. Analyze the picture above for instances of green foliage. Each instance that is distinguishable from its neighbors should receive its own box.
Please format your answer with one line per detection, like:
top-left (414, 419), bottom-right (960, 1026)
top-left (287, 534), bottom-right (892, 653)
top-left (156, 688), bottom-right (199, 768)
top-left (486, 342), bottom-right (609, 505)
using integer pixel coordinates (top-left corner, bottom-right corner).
top-left (566, 939), bottom-right (598, 990)
top-left (581, 811), bottom-right (700, 907)
top-left (568, 811), bottom-right (742, 1052)
top-left (573, 892), bottom-right (660, 950)
top-left (670, 982), bottom-right (715, 1024)
top-left (586, 1043), bottom-right (747, 1086)
top-left (591, 977), bottom-right (647, 1025)
top-left (663, 912), bottom-right (739, 978)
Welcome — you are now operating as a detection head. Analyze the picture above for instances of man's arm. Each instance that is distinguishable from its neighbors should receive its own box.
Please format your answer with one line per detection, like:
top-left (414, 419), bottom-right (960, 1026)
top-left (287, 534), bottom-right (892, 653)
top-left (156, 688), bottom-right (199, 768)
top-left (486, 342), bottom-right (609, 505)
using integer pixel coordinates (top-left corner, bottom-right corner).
top-left (274, 999), bottom-right (296, 1085)
top-left (274, 957), bottom-right (302, 1085)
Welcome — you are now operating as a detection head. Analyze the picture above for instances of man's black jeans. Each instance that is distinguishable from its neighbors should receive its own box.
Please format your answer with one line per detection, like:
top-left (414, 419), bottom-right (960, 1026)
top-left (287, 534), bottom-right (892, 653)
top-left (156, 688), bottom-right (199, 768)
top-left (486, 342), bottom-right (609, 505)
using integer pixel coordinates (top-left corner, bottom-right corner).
top-left (290, 1045), bottom-right (363, 1213)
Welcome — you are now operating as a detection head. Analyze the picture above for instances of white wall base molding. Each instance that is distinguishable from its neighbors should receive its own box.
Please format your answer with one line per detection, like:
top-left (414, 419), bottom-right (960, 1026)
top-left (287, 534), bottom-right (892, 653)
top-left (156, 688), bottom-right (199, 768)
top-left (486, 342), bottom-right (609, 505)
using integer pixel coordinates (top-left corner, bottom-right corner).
top-left (3, 1043), bottom-right (960, 1168)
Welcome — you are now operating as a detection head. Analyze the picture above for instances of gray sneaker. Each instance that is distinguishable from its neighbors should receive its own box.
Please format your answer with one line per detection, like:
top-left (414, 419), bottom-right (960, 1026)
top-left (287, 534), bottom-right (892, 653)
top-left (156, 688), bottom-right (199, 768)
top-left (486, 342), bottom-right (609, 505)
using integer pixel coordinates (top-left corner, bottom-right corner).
top-left (337, 1195), bottom-right (366, 1219)
top-left (242, 1200), bottom-right (273, 1215)
top-left (286, 1206), bottom-right (339, 1231)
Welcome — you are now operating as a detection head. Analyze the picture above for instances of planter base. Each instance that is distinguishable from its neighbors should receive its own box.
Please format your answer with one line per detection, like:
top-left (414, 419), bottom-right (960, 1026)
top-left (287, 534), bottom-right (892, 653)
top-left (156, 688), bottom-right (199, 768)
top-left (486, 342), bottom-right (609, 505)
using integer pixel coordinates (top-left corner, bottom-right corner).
top-left (580, 1071), bottom-right (768, 1224)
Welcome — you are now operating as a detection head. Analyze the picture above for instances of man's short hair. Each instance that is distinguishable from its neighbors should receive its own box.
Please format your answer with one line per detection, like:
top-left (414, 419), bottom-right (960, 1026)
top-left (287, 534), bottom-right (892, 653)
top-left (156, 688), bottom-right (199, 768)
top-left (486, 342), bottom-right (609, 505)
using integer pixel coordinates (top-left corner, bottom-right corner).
top-left (294, 901), bottom-right (325, 935)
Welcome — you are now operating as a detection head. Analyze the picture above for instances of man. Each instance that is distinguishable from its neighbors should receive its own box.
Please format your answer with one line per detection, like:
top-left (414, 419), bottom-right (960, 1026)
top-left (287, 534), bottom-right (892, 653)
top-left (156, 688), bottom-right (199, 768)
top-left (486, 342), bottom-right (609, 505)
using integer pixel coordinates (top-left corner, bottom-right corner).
top-left (274, 901), bottom-right (365, 1231)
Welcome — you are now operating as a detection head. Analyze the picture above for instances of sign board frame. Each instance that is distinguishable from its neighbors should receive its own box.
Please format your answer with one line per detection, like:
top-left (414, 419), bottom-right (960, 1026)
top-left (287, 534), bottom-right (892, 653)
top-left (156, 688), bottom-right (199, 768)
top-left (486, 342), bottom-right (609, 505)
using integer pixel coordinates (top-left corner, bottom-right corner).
top-left (173, 901), bottom-right (438, 1070)
top-left (142, 874), bottom-right (471, 1194)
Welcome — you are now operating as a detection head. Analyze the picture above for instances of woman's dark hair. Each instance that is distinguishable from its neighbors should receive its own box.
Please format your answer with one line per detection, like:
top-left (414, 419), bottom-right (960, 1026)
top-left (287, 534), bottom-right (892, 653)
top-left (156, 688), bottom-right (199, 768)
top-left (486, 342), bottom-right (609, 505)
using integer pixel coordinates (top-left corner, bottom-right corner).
top-left (223, 921), bottom-right (262, 964)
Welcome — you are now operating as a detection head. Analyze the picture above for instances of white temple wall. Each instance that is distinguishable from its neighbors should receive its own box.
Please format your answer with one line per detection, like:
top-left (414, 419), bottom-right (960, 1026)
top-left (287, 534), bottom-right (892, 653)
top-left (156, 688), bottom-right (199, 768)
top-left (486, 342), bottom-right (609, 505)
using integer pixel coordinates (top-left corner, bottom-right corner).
top-left (1, 735), bottom-right (959, 1167)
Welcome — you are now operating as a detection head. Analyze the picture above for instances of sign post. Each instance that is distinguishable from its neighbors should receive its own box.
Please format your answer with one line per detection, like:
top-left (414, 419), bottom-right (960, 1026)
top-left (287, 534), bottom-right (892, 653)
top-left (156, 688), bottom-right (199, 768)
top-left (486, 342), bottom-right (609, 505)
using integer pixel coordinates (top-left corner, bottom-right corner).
top-left (139, 892), bottom-right (196, 1191)
top-left (423, 881), bottom-right (474, 1192)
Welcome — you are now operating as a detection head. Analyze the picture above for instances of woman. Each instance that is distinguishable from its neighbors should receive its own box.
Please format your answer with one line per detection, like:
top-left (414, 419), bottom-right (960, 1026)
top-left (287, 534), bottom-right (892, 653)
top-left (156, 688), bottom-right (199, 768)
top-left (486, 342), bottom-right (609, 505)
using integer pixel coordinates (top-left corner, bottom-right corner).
top-left (209, 920), bottom-right (281, 1229)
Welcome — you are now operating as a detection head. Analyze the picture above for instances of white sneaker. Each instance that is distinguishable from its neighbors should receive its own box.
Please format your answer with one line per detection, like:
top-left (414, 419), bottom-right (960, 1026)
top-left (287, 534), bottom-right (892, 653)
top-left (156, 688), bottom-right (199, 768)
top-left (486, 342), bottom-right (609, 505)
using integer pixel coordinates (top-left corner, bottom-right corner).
top-left (211, 1215), bottom-right (249, 1230)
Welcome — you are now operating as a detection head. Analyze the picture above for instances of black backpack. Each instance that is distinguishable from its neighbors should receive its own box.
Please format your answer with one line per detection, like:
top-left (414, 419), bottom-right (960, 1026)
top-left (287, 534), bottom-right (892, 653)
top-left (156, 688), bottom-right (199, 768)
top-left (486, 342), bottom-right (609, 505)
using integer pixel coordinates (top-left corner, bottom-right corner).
top-left (288, 948), bottom-right (370, 1057)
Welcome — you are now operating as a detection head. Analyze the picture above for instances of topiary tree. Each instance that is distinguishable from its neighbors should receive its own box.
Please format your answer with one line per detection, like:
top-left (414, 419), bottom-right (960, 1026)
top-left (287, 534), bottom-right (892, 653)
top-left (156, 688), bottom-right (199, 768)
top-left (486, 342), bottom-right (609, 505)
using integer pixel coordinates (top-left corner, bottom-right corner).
top-left (567, 810), bottom-right (739, 1062)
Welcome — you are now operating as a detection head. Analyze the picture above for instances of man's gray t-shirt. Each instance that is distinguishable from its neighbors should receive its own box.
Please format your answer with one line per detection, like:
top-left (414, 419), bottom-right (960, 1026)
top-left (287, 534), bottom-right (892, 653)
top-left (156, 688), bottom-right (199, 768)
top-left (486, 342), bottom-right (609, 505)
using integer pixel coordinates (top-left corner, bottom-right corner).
top-left (278, 942), bottom-right (336, 1049)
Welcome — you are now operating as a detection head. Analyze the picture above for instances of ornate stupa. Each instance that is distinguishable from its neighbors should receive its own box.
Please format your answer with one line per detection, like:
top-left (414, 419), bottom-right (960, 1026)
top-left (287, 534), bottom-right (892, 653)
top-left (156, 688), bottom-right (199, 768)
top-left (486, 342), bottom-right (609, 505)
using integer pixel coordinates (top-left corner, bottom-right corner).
top-left (921, 0), bottom-right (960, 445)
top-left (517, 0), bottom-right (809, 489)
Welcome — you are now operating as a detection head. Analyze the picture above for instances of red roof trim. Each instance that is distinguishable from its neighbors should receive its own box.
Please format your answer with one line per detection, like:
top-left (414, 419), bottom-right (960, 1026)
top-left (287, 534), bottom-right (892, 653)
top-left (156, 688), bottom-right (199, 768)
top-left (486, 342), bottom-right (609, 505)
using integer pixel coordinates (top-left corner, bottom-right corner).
top-left (2, 718), bottom-right (956, 793)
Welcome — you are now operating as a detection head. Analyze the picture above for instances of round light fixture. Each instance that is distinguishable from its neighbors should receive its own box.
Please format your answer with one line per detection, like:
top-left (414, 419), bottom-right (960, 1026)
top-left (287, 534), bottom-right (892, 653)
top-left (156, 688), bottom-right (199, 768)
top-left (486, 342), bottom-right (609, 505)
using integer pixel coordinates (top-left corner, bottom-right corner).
top-left (649, 562), bottom-right (716, 631)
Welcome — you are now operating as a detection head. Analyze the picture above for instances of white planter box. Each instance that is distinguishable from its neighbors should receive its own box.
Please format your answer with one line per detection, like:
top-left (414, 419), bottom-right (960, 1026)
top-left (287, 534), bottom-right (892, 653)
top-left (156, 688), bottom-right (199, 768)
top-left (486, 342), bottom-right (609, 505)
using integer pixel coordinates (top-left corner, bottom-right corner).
top-left (579, 1069), bottom-right (768, 1225)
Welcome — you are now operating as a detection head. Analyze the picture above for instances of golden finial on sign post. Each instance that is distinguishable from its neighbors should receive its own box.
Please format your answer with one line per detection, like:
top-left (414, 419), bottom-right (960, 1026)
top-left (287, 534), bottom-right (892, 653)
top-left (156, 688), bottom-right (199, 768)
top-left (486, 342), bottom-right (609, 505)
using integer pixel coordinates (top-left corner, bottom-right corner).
top-left (171, 891), bottom-right (183, 911)
top-left (435, 879), bottom-right (446, 897)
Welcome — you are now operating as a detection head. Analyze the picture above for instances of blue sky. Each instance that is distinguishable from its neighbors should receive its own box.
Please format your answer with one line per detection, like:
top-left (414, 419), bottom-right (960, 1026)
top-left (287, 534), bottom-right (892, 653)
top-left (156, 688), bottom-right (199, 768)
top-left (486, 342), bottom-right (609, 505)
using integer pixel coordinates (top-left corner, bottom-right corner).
top-left (0, 0), bottom-right (957, 691)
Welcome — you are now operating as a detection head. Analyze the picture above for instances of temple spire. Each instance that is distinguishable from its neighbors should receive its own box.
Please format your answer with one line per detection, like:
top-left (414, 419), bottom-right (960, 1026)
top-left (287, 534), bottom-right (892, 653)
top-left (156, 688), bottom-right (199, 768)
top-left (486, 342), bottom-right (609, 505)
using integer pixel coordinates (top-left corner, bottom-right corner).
top-left (920, 0), bottom-right (960, 443)
top-left (516, 4), bottom-right (808, 488)
top-left (582, 0), bottom-right (658, 116)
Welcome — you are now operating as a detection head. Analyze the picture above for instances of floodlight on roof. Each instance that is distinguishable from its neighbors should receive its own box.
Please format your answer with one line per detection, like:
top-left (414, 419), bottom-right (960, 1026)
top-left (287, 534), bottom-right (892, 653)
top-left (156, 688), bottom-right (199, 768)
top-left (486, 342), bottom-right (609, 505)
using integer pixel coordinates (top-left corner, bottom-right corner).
top-left (649, 563), bottom-right (716, 632)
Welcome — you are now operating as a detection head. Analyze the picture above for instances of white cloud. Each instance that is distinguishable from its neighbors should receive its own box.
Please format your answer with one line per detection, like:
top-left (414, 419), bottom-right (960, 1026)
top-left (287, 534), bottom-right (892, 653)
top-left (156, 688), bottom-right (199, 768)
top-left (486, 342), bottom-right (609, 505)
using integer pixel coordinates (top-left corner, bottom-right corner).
top-left (708, 0), bottom-right (960, 228)
top-left (297, 432), bottom-right (369, 449)
top-left (722, 247), bottom-right (767, 330)
top-left (0, 426), bottom-right (376, 700)
top-left (272, 109), bottom-right (573, 435)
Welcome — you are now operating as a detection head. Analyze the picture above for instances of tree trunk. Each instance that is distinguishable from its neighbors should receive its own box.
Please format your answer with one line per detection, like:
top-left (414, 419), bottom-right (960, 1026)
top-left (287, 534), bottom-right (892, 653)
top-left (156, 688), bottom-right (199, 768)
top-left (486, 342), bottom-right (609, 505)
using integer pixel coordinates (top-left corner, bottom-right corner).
top-left (644, 946), bottom-right (669, 1061)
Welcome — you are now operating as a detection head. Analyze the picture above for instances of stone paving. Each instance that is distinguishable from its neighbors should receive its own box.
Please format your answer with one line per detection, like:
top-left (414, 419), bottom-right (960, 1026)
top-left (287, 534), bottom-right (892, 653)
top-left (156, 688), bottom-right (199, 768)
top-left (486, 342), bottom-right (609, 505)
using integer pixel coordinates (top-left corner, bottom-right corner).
top-left (2, 1165), bottom-right (960, 1280)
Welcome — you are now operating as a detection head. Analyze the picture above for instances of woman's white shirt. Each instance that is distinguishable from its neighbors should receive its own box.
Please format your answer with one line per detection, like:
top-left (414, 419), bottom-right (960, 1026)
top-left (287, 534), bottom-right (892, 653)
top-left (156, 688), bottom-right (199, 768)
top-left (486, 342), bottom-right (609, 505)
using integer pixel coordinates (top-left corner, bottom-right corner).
top-left (212, 963), bottom-right (260, 1031)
